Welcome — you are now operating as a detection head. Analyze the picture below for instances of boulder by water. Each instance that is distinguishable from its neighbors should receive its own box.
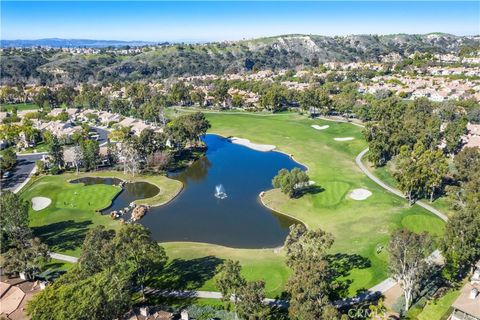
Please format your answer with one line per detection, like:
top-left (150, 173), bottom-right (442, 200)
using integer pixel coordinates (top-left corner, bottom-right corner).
top-left (132, 205), bottom-right (148, 221)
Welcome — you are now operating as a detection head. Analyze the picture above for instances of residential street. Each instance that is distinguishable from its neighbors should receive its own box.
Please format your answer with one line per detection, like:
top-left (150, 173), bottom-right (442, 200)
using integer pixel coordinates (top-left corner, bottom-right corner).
top-left (1, 153), bottom-right (45, 192)
top-left (91, 127), bottom-right (109, 146)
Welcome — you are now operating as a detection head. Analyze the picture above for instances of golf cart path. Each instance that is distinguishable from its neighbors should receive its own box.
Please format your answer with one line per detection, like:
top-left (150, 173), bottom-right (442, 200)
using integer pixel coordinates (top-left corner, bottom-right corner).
top-left (356, 148), bottom-right (448, 222)
top-left (48, 116), bottom-right (448, 305)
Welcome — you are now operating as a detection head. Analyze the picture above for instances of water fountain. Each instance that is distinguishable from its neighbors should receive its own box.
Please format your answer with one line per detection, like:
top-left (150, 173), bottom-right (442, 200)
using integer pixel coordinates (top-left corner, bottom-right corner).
top-left (214, 184), bottom-right (227, 199)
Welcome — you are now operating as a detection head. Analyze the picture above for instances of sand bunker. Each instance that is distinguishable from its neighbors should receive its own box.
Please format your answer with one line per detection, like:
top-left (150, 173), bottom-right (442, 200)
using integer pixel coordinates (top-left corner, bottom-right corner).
top-left (349, 189), bottom-right (372, 200)
top-left (334, 137), bottom-right (354, 141)
top-left (229, 137), bottom-right (276, 152)
top-left (311, 125), bottom-right (330, 130)
top-left (31, 197), bottom-right (52, 211)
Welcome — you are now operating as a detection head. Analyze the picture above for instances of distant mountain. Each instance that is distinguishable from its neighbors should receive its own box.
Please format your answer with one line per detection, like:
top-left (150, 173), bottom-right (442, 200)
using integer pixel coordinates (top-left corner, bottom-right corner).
top-left (0, 38), bottom-right (157, 48)
top-left (1, 34), bottom-right (479, 84)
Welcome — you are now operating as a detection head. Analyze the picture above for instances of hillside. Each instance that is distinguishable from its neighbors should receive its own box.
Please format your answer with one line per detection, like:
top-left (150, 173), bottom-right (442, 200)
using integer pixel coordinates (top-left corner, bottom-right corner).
top-left (1, 33), bottom-right (479, 84)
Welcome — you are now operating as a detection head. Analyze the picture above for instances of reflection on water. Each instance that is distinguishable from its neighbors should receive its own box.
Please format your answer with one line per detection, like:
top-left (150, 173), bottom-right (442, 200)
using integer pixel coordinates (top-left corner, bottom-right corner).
top-left (70, 177), bottom-right (159, 213)
top-left (72, 135), bottom-right (306, 248)
top-left (142, 134), bottom-right (305, 248)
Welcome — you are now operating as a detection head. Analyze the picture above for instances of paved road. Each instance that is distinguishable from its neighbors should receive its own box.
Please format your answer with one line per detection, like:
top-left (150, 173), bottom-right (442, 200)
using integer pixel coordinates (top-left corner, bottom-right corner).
top-left (91, 127), bottom-right (109, 146)
top-left (1, 153), bottom-right (45, 192)
top-left (356, 148), bottom-right (448, 222)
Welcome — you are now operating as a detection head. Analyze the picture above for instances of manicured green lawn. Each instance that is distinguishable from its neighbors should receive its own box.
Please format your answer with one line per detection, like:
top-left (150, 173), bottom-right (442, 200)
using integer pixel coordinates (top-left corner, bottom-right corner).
top-left (416, 287), bottom-right (461, 320)
top-left (161, 242), bottom-right (289, 298)
top-left (372, 163), bottom-right (456, 217)
top-left (20, 171), bottom-right (182, 256)
top-left (21, 112), bottom-right (446, 300)
top-left (160, 112), bottom-right (445, 297)
top-left (18, 142), bottom-right (50, 154)
top-left (0, 102), bottom-right (40, 112)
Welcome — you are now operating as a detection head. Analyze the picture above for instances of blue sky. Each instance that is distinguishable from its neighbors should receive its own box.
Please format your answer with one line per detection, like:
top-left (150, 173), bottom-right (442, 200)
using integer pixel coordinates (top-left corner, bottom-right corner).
top-left (1, 1), bottom-right (479, 42)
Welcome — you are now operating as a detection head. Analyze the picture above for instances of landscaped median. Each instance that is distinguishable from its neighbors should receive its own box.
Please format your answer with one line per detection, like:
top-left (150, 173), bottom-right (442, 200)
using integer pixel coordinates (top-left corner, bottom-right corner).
top-left (19, 170), bottom-right (182, 257)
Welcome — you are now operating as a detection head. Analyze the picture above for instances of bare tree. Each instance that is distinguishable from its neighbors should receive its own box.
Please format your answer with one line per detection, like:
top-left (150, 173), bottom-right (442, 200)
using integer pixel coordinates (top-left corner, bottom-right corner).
top-left (121, 141), bottom-right (141, 177)
top-left (72, 144), bottom-right (83, 176)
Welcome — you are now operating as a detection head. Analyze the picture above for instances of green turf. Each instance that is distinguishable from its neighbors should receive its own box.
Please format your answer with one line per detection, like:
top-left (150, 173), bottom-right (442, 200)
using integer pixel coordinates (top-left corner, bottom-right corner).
top-left (372, 161), bottom-right (456, 217)
top-left (161, 242), bottom-right (290, 298)
top-left (0, 103), bottom-right (40, 112)
top-left (18, 142), bottom-right (50, 154)
top-left (181, 112), bottom-right (445, 296)
top-left (20, 171), bottom-right (182, 256)
top-left (416, 287), bottom-right (461, 320)
top-left (21, 112), bottom-right (446, 300)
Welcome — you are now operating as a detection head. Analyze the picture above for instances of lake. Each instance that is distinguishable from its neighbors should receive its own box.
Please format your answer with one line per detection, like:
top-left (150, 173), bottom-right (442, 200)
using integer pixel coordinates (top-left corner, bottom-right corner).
top-left (75, 134), bottom-right (305, 248)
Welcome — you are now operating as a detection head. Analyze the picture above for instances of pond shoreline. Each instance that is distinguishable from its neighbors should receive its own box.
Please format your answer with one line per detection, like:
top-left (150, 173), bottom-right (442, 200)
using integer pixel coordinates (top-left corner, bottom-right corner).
top-left (208, 132), bottom-right (311, 232)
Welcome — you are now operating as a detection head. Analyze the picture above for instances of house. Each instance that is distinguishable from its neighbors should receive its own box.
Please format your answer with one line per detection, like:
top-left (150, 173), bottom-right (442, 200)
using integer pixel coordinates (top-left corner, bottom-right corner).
top-left (118, 117), bottom-right (139, 128)
top-left (463, 123), bottom-right (480, 149)
top-left (450, 261), bottom-right (480, 320)
top-left (0, 277), bottom-right (42, 320)
top-left (61, 145), bottom-right (111, 169)
top-left (36, 120), bottom-right (81, 138)
top-left (123, 307), bottom-right (175, 320)
top-left (98, 111), bottom-right (121, 125)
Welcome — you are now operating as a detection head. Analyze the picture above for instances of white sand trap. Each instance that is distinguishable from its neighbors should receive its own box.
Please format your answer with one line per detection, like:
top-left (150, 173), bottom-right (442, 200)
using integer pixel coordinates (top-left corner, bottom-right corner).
top-left (229, 137), bottom-right (276, 152)
top-left (31, 197), bottom-right (52, 211)
top-left (334, 137), bottom-right (355, 141)
top-left (349, 188), bottom-right (372, 200)
top-left (311, 125), bottom-right (330, 130)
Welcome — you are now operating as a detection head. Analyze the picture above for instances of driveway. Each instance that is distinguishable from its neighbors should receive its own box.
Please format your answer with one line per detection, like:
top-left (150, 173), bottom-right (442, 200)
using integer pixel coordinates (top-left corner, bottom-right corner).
top-left (91, 127), bottom-right (109, 146)
top-left (1, 153), bottom-right (45, 192)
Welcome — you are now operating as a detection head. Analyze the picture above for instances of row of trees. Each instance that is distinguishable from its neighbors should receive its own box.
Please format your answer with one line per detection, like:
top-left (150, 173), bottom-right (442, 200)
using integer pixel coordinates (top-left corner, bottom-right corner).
top-left (364, 97), bottom-right (473, 203)
top-left (442, 147), bottom-right (480, 279)
top-left (214, 224), bottom-right (341, 320)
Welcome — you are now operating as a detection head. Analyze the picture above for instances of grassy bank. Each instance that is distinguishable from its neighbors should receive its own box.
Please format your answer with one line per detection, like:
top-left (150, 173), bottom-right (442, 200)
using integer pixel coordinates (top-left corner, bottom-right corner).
top-left (20, 171), bottom-right (182, 256)
top-left (162, 112), bottom-right (445, 296)
top-left (20, 112), bottom-right (446, 299)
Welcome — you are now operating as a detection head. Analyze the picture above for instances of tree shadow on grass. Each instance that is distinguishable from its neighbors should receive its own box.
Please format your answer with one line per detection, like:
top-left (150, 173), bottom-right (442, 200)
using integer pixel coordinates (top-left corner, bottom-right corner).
top-left (152, 256), bottom-right (224, 291)
top-left (294, 185), bottom-right (325, 198)
top-left (147, 256), bottom-right (224, 306)
top-left (32, 220), bottom-right (92, 252)
top-left (325, 253), bottom-right (371, 300)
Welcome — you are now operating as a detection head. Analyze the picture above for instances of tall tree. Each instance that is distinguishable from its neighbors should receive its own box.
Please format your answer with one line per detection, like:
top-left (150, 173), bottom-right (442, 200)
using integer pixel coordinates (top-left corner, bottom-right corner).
top-left (388, 229), bottom-right (432, 312)
top-left (286, 260), bottom-right (339, 320)
top-left (215, 259), bottom-right (246, 319)
top-left (27, 267), bottom-right (132, 320)
top-left (0, 191), bottom-right (31, 251)
top-left (80, 139), bottom-right (99, 171)
top-left (421, 148), bottom-right (448, 202)
top-left (48, 135), bottom-right (64, 169)
top-left (3, 237), bottom-right (50, 277)
top-left (284, 224), bottom-right (334, 267)
top-left (444, 117), bottom-right (468, 155)
top-left (237, 280), bottom-right (269, 320)
top-left (442, 206), bottom-right (480, 279)
top-left (114, 224), bottom-right (167, 300)
top-left (78, 226), bottom-right (116, 277)
top-left (272, 168), bottom-right (310, 198)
